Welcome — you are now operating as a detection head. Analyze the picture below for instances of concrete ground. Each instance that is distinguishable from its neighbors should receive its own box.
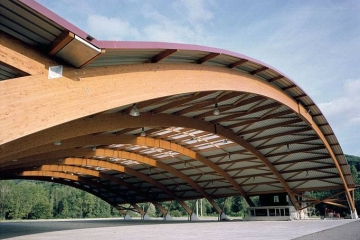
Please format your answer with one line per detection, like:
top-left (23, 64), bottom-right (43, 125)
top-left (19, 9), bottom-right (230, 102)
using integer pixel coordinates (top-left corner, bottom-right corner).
top-left (0, 218), bottom-right (358, 240)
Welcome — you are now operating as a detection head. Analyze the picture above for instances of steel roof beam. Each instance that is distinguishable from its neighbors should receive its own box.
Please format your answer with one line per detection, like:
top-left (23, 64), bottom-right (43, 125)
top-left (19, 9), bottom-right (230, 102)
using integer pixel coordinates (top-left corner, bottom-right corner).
top-left (257, 136), bottom-right (319, 150)
top-left (248, 127), bottom-right (313, 142)
top-left (239, 119), bottom-right (303, 135)
top-left (225, 110), bottom-right (294, 129)
top-left (266, 146), bottom-right (328, 158)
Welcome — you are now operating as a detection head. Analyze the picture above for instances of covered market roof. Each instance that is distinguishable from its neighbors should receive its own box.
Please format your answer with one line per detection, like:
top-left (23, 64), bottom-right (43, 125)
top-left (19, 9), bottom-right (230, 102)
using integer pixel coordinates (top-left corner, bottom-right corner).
top-left (0, 0), bottom-right (356, 214)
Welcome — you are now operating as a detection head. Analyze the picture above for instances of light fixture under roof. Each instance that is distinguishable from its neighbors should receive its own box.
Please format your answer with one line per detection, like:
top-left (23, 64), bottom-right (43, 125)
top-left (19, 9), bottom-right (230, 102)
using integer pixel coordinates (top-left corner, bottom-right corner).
top-left (213, 103), bottom-right (220, 116)
top-left (140, 127), bottom-right (146, 137)
top-left (54, 140), bottom-right (62, 146)
top-left (129, 104), bottom-right (140, 117)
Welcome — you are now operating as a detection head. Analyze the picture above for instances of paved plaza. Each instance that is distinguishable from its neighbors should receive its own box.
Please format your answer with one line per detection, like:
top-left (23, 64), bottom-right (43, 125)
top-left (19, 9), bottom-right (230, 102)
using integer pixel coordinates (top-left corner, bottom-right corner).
top-left (0, 218), bottom-right (359, 240)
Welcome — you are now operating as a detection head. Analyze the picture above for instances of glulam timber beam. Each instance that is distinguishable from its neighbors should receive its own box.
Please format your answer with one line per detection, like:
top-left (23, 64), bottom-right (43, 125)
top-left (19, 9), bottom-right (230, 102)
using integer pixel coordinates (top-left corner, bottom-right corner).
top-left (39, 164), bottom-right (167, 215)
top-left (132, 137), bottom-right (255, 206)
top-left (0, 63), bottom-right (312, 147)
top-left (3, 175), bottom-right (127, 213)
top-left (0, 63), bottom-right (353, 210)
top-left (89, 149), bottom-right (224, 214)
top-left (227, 59), bottom-right (248, 69)
top-left (4, 143), bottom-right (226, 213)
top-left (48, 30), bottom-right (75, 56)
top-left (0, 31), bottom-right (60, 75)
top-left (145, 49), bottom-right (178, 63)
top-left (63, 157), bottom-right (193, 215)
top-left (0, 112), bottom-right (299, 209)
top-left (15, 170), bottom-right (147, 215)
top-left (196, 53), bottom-right (220, 64)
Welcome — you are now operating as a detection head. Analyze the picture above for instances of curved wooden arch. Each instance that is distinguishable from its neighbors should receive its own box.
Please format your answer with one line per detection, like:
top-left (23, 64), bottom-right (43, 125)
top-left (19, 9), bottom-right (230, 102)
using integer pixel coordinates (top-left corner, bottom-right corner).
top-left (63, 157), bottom-right (193, 215)
top-left (1, 5), bottom-right (355, 219)
top-left (96, 148), bottom-right (223, 213)
top-left (1, 63), bottom-right (306, 154)
top-left (132, 137), bottom-right (255, 205)
top-left (0, 135), bottom-right (250, 205)
top-left (5, 112), bottom-right (299, 209)
top-left (65, 149), bottom-right (223, 213)
top-left (0, 63), bottom-right (354, 211)
top-left (15, 170), bottom-right (147, 216)
top-left (1, 152), bottom-right (193, 215)
top-left (38, 164), bottom-right (167, 215)
top-left (2, 175), bottom-right (130, 216)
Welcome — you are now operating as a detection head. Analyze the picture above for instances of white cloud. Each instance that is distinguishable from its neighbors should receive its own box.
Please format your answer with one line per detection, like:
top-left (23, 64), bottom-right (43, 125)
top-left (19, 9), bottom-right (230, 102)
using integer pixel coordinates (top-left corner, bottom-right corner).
top-left (84, 1), bottom-right (216, 44)
top-left (319, 79), bottom-right (360, 126)
top-left (141, 6), bottom-right (215, 45)
top-left (179, 0), bottom-right (213, 22)
top-left (344, 79), bottom-right (360, 96)
top-left (317, 79), bottom-right (360, 155)
top-left (87, 15), bottom-right (140, 40)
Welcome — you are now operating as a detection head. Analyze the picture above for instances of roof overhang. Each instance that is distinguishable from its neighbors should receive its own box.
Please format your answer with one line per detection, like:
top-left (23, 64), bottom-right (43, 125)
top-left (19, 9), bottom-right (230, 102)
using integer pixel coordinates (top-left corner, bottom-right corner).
top-left (0, 0), bottom-right (356, 214)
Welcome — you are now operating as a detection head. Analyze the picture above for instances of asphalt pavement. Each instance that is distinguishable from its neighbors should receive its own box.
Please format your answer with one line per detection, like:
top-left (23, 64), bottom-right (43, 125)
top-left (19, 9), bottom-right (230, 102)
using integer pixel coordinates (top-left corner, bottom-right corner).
top-left (0, 218), bottom-right (358, 240)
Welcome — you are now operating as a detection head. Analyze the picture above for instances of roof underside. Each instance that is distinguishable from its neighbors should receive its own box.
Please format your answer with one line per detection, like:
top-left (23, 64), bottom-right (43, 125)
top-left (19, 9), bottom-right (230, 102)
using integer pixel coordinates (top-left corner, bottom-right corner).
top-left (0, 0), bottom-right (354, 209)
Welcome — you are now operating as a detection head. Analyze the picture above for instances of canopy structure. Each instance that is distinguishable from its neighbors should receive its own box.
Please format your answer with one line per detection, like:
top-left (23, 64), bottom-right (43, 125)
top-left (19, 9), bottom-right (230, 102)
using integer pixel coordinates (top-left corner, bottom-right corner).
top-left (0, 0), bottom-right (357, 219)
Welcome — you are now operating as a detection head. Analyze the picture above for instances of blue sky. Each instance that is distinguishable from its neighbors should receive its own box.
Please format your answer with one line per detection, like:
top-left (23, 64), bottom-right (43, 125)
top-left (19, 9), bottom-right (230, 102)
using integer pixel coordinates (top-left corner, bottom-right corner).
top-left (36, 0), bottom-right (360, 156)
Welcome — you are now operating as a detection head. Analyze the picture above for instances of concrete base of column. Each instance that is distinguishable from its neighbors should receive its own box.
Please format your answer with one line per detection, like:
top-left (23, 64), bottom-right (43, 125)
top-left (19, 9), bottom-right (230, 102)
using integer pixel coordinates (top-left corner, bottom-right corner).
top-left (124, 214), bottom-right (132, 220)
top-left (190, 213), bottom-right (199, 221)
top-left (220, 212), bottom-right (229, 221)
top-left (163, 213), bottom-right (173, 220)
top-left (351, 209), bottom-right (358, 219)
top-left (143, 213), bottom-right (151, 220)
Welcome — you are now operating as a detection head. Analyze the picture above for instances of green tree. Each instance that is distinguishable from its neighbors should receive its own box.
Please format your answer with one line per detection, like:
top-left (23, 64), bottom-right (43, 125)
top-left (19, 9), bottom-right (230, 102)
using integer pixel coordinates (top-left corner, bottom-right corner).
top-left (29, 200), bottom-right (52, 219)
top-left (350, 164), bottom-right (360, 214)
top-left (0, 181), bottom-right (13, 219)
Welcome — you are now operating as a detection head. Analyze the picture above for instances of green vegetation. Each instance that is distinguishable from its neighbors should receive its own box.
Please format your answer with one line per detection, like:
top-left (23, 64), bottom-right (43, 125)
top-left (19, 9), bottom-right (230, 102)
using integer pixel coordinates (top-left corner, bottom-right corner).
top-left (0, 181), bottom-right (122, 220)
top-left (346, 154), bottom-right (360, 214)
top-left (0, 180), bottom-right (249, 220)
top-left (0, 154), bottom-right (359, 220)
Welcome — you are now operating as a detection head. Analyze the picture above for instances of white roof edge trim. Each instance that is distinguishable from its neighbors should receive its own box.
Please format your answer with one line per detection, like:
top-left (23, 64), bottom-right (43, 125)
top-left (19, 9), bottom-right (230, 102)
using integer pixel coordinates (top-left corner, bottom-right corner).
top-left (75, 35), bottom-right (101, 53)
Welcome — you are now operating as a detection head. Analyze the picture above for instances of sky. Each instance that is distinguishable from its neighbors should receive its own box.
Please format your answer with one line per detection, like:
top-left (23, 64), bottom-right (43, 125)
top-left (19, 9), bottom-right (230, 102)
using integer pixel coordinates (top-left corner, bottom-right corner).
top-left (36, 0), bottom-right (360, 156)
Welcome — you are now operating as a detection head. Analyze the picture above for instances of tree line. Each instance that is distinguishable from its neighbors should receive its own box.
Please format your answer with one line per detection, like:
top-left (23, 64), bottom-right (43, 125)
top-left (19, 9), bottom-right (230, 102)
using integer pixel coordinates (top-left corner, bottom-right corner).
top-left (0, 154), bottom-right (359, 220)
top-left (0, 180), bottom-right (249, 220)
